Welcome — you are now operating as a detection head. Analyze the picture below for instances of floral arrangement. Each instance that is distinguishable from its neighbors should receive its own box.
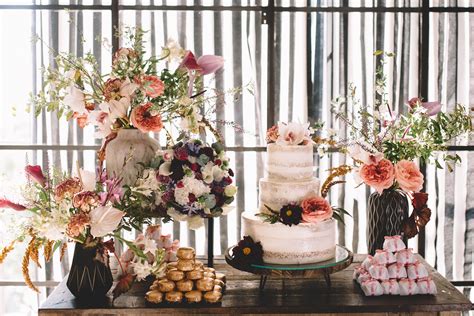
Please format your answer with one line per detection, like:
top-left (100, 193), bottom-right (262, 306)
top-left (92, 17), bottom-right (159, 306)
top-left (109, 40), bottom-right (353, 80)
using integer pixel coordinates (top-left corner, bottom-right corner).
top-left (114, 225), bottom-right (179, 298)
top-left (29, 28), bottom-right (236, 155)
top-left (123, 139), bottom-right (237, 229)
top-left (266, 121), bottom-right (314, 145)
top-left (324, 51), bottom-right (473, 238)
top-left (0, 165), bottom-right (126, 292)
top-left (231, 236), bottom-right (264, 266)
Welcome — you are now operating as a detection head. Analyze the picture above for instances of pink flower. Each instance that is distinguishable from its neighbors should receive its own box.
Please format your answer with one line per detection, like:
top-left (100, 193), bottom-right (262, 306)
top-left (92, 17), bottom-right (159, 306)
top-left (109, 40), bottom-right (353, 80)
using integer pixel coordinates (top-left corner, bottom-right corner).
top-left (407, 97), bottom-right (442, 116)
top-left (359, 159), bottom-right (395, 194)
top-left (145, 225), bottom-right (162, 241)
top-left (143, 75), bottom-right (165, 98)
top-left (266, 125), bottom-right (279, 143)
top-left (180, 51), bottom-right (224, 75)
top-left (130, 102), bottom-right (164, 133)
top-left (421, 101), bottom-right (442, 116)
top-left (0, 198), bottom-right (26, 211)
top-left (301, 196), bottom-right (333, 223)
top-left (394, 160), bottom-right (424, 193)
top-left (25, 165), bottom-right (46, 187)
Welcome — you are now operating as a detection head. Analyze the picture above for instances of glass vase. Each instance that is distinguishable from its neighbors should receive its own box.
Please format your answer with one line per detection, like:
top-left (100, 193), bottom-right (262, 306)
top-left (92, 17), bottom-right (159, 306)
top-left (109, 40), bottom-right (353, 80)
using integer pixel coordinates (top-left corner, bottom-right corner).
top-left (367, 189), bottom-right (409, 255)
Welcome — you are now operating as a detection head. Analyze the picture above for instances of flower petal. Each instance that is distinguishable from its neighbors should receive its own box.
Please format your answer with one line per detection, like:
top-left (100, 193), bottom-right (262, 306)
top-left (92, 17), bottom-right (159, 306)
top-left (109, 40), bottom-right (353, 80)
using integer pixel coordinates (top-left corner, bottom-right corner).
top-left (25, 165), bottom-right (46, 187)
top-left (0, 198), bottom-right (26, 211)
top-left (197, 55), bottom-right (224, 75)
top-left (79, 169), bottom-right (96, 192)
top-left (89, 205), bottom-right (124, 238)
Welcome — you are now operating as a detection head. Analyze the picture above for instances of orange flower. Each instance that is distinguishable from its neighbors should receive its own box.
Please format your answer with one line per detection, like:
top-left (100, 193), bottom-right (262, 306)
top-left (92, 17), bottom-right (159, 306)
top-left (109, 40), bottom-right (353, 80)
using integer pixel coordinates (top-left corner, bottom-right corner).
top-left (73, 191), bottom-right (100, 212)
top-left (55, 178), bottom-right (82, 201)
top-left (143, 75), bottom-right (165, 98)
top-left (394, 160), bottom-right (424, 192)
top-left (266, 125), bottom-right (279, 143)
top-left (301, 196), bottom-right (333, 223)
top-left (130, 102), bottom-right (163, 133)
top-left (66, 213), bottom-right (90, 238)
top-left (103, 78), bottom-right (123, 101)
top-left (359, 159), bottom-right (395, 194)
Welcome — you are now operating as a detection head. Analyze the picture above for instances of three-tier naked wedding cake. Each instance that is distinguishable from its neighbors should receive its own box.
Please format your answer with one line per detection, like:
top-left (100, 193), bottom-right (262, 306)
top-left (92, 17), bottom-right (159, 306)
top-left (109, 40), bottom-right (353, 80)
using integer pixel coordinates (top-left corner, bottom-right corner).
top-left (242, 122), bottom-right (336, 265)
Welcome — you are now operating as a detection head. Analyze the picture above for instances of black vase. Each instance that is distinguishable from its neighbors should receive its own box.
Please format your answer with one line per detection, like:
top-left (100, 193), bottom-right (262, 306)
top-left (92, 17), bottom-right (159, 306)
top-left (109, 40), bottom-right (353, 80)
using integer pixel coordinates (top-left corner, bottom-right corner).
top-left (66, 242), bottom-right (113, 300)
top-left (367, 189), bottom-right (409, 255)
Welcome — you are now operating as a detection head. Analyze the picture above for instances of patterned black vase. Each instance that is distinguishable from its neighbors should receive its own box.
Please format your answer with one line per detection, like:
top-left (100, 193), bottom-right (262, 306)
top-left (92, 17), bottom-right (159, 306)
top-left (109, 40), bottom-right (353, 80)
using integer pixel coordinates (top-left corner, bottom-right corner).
top-left (66, 242), bottom-right (113, 300)
top-left (367, 189), bottom-right (409, 255)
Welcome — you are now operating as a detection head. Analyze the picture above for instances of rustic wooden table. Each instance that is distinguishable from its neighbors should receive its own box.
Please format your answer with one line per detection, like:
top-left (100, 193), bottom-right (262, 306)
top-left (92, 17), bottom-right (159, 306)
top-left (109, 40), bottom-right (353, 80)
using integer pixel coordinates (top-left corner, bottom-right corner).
top-left (39, 254), bottom-right (472, 315)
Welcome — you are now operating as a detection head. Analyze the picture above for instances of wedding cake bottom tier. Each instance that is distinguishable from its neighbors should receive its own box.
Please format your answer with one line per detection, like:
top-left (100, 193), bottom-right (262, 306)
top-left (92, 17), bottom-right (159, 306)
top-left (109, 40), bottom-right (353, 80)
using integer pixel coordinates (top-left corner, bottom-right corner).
top-left (242, 212), bottom-right (336, 265)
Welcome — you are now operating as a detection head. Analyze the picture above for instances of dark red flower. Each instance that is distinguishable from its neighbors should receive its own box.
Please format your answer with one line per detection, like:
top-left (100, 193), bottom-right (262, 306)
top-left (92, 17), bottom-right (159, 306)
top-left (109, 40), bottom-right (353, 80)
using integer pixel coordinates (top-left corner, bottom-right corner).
top-left (215, 159), bottom-right (222, 166)
top-left (279, 204), bottom-right (303, 226)
top-left (188, 193), bottom-right (197, 203)
top-left (402, 192), bottom-right (431, 239)
top-left (190, 163), bottom-right (200, 172)
top-left (176, 181), bottom-right (184, 188)
top-left (175, 147), bottom-right (189, 161)
top-left (412, 192), bottom-right (428, 210)
top-left (199, 147), bottom-right (215, 160)
top-left (228, 169), bottom-right (234, 177)
top-left (25, 165), bottom-right (46, 187)
top-left (223, 177), bottom-right (233, 185)
top-left (161, 191), bottom-right (174, 203)
top-left (232, 236), bottom-right (264, 265)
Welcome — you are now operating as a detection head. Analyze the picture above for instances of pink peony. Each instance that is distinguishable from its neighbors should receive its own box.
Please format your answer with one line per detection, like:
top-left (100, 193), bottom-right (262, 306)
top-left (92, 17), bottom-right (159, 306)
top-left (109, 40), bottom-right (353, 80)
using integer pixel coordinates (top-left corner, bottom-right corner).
top-left (301, 196), bottom-right (333, 223)
top-left (25, 165), bottom-right (46, 187)
top-left (394, 160), bottom-right (424, 193)
top-left (143, 75), bottom-right (165, 98)
top-left (130, 102), bottom-right (164, 133)
top-left (359, 159), bottom-right (395, 194)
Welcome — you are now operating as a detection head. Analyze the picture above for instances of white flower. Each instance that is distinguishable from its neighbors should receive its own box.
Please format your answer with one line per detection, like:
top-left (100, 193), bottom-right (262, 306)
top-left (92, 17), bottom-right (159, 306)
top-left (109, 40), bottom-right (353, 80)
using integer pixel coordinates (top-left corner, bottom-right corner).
top-left (63, 84), bottom-right (86, 114)
top-left (107, 97), bottom-right (130, 120)
top-left (212, 165), bottom-right (227, 182)
top-left (179, 104), bottom-right (203, 134)
top-left (183, 176), bottom-right (211, 197)
top-left (133, 169), bottom-right (160, 196)
top-left (33, 203), bottom-right (70, 240)
top-left (174, 187), bottom-right (190, 205)
top-left (224, 185), bottom-right (237, 197)
top-left (187, 216), bottom-right (204, 230)
top-left (119, 77), bottom-right (138, 98)
top-left (347, 143), bottom-right (383, 165)
top-left (201, 162), bottom-right (214, 184)
top-left (158, 162), bottom-right (172, 176)
top-left (79, 169), bottom-right (96, 192)
top-left (276, 122), bottom-right (311, 145)
top-left (132, 260), bottom-right (153, 281)
top-left (160, 149), bottom-right (174, 162)
top-left (162, 38), bottom-right (184, 62)
top-left (143, 237), bottom-right (158, 255)
top-left (89, 205), bottom-right (125, 238)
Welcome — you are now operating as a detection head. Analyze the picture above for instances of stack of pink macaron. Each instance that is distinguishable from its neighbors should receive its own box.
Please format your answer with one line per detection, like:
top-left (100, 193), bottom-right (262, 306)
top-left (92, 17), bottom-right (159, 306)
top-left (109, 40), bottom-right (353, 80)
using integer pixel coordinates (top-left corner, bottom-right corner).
top-left (353, 236), bottom-right (437, 296)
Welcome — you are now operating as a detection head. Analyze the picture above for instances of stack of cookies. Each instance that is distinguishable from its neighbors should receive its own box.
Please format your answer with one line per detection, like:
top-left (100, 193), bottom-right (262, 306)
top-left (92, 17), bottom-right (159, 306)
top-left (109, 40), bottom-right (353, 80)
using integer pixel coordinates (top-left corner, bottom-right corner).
top-left (145, 247), bottom-right (227, 304)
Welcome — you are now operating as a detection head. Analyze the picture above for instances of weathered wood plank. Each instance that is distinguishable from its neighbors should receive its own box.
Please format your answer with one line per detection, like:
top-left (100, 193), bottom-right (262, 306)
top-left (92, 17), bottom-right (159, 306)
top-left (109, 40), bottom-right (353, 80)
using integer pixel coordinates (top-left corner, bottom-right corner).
top-left (39, 255), bottom-right (472, 315)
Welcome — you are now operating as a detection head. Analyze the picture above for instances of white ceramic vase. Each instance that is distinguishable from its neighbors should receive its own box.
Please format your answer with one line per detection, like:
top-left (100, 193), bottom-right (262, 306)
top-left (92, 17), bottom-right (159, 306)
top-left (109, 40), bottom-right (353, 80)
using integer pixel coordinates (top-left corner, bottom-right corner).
top-left (105, 129), bottom-right (160, 186)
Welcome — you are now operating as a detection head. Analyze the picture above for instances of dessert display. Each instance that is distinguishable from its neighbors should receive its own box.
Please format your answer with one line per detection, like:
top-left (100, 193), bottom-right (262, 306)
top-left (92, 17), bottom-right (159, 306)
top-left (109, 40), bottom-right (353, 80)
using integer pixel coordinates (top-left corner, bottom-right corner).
top-left (145, 247), bottom-right (227, 305)
top-left (354, 236), bottom-right (437, 296)
top-left (241, 122), bottom-right (337, 264)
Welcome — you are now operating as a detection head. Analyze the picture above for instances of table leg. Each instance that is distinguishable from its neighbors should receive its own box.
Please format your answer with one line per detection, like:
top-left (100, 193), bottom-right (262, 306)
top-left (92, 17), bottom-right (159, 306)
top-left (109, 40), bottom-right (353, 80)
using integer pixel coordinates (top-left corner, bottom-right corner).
top-left (259, 275), bottom-right (268, 291)
top-left (323, 270), bottom-right (331, 288)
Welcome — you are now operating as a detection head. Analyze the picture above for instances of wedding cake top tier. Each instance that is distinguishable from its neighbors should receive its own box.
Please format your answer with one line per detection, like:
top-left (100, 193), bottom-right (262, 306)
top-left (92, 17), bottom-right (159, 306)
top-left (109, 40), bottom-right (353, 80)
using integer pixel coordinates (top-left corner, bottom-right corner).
top-left (266, 143), bottom-right (314, 181)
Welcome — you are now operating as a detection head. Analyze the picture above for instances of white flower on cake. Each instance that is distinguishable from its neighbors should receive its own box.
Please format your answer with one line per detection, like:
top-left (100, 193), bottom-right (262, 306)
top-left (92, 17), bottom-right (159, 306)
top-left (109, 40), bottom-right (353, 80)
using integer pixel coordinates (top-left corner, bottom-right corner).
top-left (275, 122), bottom-right (312, 146)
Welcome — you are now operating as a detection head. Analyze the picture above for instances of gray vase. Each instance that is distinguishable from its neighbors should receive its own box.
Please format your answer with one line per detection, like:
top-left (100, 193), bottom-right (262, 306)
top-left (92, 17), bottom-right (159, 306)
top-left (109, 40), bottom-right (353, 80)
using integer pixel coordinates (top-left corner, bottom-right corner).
top-left (367, 189), bottom-right (409, 255)
top-left (105, 129), bottom-right (160, 186)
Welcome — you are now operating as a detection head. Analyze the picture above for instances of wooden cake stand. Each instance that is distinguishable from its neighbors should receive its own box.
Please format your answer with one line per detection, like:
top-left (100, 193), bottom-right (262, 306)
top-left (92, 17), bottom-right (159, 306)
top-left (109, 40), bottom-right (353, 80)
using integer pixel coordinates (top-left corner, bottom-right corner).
top-left (225, 244), bottom-right (353, 290)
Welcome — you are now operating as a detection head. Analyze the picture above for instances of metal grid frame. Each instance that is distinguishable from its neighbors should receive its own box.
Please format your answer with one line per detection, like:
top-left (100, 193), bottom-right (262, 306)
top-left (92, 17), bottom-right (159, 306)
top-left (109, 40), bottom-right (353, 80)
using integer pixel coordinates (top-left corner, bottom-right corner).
top-left (0, 0), bottom-right (472, 289)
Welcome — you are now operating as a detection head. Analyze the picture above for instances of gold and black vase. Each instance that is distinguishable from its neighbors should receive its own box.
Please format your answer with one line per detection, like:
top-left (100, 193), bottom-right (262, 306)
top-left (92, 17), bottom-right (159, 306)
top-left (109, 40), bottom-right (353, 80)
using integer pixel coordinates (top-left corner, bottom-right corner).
top-left (66, 242), bottom-right (113, 300)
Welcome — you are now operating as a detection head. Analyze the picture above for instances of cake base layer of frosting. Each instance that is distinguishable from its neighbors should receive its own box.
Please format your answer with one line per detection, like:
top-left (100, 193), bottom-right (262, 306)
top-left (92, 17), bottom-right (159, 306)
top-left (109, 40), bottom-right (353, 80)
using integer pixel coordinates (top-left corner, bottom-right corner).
top-left (259, 177), bottom-right (320, 213)
top-left (242, 212), bottom-right (336, 264)
top-left (266, 143), bottom-right (314, 180)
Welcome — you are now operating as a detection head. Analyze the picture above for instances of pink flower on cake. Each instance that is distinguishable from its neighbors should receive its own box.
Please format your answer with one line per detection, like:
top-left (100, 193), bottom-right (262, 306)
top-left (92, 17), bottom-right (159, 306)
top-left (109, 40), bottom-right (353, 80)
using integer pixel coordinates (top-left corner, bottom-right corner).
top-left (301, 196), bottom-right (333, 223)
top-left (394, 160), bottom-right (424, 192)
top-left (25, 165), bottom-right (46, 187)
top-left (266, 125), bottom-right (279, 143)
top-left (359, 159), bottom-right (395, 194)
top-left (276, 122), bottom-right (311, 146)
top-left (131, 102), bottom-right (164, 133)
top-left (143, 75), bottom-right (165, 98)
